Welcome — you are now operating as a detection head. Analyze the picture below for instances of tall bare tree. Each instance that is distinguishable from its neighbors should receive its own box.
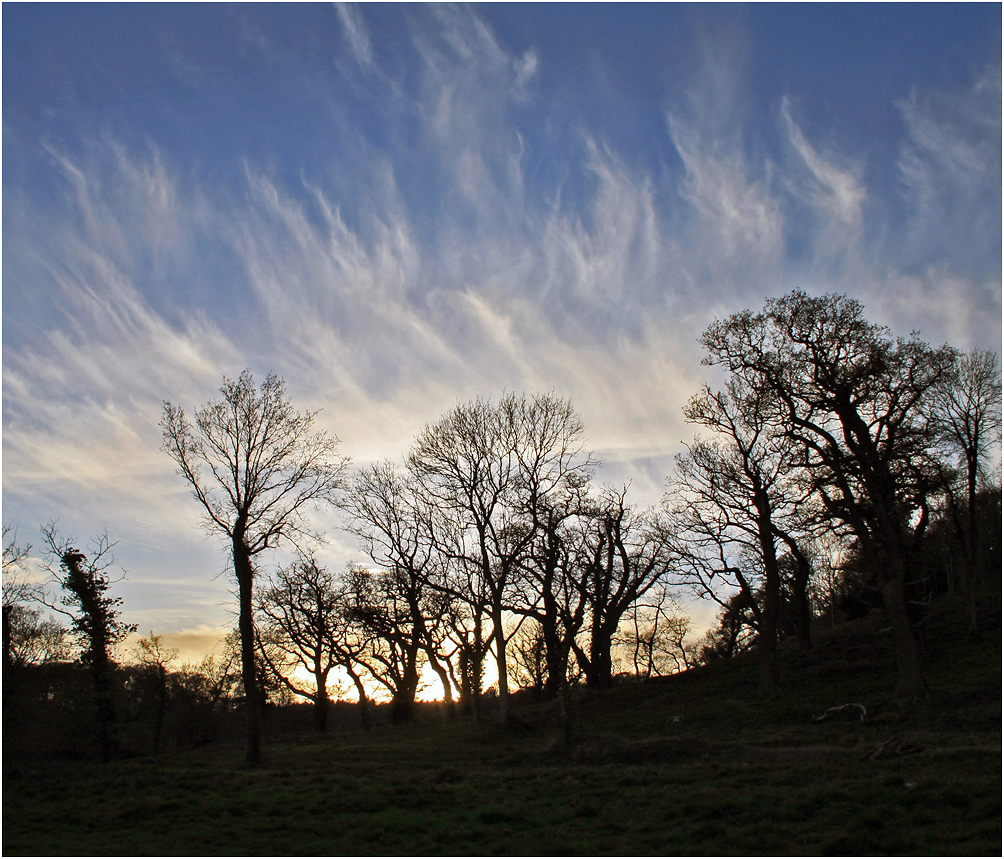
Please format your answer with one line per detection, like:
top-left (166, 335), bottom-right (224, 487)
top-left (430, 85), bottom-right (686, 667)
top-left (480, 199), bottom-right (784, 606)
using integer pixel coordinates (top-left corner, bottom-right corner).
top-left (342, 462), bottom-right (457, 716)
top-left (161, 369), bottom-right (346, 764)
top-left (701, 291), bottom-right (957, 703)
top-left (407, 392), bottom-right (593, 726)
top-left (515, 474), bottom-right (591, 700)
top-left (929, 348), bottom-right (1002, 637)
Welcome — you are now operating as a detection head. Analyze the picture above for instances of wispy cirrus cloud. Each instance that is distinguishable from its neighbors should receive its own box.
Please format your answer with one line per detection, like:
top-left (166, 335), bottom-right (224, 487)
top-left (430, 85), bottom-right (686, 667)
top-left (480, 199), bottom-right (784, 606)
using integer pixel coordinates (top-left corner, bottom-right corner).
top-left (3, 5), bottom-right (998, 643)
top-left (334, 2), bottom-right (375, 70)
top-left (896, 63), bottom-right (1002, 279)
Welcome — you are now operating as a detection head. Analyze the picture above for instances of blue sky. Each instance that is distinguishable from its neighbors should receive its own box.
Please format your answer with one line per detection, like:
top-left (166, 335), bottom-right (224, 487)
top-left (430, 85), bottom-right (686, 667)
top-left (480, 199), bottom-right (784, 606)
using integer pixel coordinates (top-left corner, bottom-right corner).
top-left (3, 3), bottom-right (1001, 663)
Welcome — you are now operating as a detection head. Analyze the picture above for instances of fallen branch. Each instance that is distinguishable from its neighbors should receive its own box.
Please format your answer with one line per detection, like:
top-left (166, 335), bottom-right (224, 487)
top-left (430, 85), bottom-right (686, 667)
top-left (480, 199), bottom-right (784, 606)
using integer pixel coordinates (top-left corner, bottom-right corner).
top-left (864, 735), bottom-right (926, 761)
top-left (811, 703), bottom-right (867, 723)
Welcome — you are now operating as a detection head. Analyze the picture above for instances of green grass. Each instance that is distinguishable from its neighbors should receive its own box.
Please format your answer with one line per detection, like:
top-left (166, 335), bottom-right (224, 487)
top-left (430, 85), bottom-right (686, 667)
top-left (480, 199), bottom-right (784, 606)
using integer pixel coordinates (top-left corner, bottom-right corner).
top-left (4, 592), bottom-right (1001, 855)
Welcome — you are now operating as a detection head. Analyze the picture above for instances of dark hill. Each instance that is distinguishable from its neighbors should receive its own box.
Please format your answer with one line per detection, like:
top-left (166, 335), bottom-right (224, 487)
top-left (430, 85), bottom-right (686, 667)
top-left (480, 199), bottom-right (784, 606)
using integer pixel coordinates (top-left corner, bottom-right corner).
top-left (3, 588), bottom-right (1000, 855)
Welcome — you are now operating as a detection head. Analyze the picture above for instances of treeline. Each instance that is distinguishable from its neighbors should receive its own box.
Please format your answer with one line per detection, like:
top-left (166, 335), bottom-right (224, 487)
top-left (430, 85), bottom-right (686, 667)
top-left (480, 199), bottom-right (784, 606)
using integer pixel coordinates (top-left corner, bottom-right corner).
top-left (3, 290), bottom-right (1000, 765)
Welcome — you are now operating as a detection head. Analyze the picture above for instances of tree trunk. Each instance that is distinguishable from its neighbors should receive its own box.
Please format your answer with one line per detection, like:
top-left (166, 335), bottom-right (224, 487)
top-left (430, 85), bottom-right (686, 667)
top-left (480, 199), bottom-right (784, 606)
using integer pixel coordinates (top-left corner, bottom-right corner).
top-left (92, 657), bottom-right (116, 763)
top-left (755, 490), bottom-right (780, 696)
top-left (392, 658), bottom-right (420, 723)
top-left (492, 609), bottom-right (511, 726)
top-left (312, 678), bottom-right (329, 733)
top-left (426, 652), bottom-right (455, 719)
top-left (2, 604), bottom-right (12, 669)
top-left (588, 622), bottom-right (614, 689)
top-left (880, 564), bottom-right (927, 705)
top-left (347, 670), bottom-right (371, 730)
top-left (154, 664), bottom-right (167, 753)
top-left (233, 540), bottom-right (262, 766)
top-left (964, 461), bottom-right (980, 638)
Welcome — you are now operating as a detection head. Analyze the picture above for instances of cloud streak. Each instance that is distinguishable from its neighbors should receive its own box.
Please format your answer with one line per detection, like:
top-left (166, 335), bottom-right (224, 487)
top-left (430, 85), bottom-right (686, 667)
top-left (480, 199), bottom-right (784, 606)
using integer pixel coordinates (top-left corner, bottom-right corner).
top-left (3, 5), bottom-right (999, 644)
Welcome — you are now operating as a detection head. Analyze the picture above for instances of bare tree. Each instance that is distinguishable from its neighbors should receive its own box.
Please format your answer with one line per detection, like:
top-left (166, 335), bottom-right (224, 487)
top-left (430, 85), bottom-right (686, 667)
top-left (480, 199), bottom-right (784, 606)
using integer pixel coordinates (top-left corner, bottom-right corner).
top-left (4, 604), bottom-right (71, 667)
top-left (255, 557), bottom-right (342, 733)
top-left (614, 586), bottom-right (695, 679)
top-left (40, 524), bottom-right (137, 762)
top-left (507, 618), bottom-right (548, 696)
top-left (132, 632), bottom-right (179, 753)
top-left (668, 377), bottom-right (812, 694)
top-left (701, 290), bottom-right (957, 703)
top-left (339, 564), bottom-right (430, 722)
top-left (342, 462), bottom-right (458, 717)
top-left (161, 369), bottom-right (347, 764)
top-left (3, 525), bottom-right (40, 668)
top-left (571, 486), bottom-right (675, 689)
top-left (515, 474), bottom-right (591, 700)
top-left (407, 392), bottom-right (593, 726)
top-left (930, 348), bottom-right (1002, 637)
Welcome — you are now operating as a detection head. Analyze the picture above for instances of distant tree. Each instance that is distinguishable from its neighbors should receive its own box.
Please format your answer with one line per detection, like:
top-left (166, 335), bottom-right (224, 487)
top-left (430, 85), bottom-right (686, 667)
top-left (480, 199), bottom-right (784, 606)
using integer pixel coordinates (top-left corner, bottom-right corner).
top-left (170, 651), bottom-right (242, 748)
top-left (507, 618), bottom-right (548, 697)
top-left (4, 604), bottom-right (72, 667)
top-left (40, 524), bottom-right (137, 762)
top-left (131, 632), bottom-right (179, 753)
top-left (696, 590), bottom-right (758, 664)
top-left (614, 586), bottom-right (695, 679)
top-left (256, 556), bottom-right (344, 733)
top-left (3, 525), bottom-right (39, 668)
top-left (162, 369), bottom-right (347, 765)
top-left (929, 348), bottom-right (1002, 637)
top-left (701, 290), bottom-right (957, 703)
top-left (571, 486), bottom-right (675, 689)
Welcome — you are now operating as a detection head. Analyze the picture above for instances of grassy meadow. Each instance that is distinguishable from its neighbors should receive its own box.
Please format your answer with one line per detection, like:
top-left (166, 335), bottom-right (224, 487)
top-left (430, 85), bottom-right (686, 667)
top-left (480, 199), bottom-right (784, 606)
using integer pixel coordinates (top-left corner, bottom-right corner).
top-left (3, 590), bottom-right (1000, 856)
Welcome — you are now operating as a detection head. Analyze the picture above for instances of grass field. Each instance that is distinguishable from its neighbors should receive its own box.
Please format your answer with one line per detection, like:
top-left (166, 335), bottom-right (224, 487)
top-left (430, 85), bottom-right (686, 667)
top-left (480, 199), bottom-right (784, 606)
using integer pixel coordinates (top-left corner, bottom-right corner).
top-left (3, 592), bottom-right (1000, 856)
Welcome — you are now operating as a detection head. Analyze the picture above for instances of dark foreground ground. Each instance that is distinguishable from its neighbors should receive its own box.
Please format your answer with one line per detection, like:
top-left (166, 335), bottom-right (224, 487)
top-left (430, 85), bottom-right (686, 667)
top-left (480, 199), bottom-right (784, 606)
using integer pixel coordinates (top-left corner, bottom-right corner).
top-left (3, 591), bottom-right (1001, 856)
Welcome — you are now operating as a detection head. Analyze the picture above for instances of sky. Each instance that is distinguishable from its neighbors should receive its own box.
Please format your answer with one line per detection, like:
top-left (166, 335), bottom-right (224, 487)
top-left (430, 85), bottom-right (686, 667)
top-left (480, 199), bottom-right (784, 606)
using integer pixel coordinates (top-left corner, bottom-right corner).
top-left (3, 3), bottom-right (1001, 668)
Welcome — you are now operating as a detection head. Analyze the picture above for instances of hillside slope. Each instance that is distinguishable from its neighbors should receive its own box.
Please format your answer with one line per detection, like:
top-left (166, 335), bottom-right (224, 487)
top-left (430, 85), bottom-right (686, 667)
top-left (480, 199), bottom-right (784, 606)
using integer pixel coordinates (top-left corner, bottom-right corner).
top-left (3, 590), bottom-right (1000, 855)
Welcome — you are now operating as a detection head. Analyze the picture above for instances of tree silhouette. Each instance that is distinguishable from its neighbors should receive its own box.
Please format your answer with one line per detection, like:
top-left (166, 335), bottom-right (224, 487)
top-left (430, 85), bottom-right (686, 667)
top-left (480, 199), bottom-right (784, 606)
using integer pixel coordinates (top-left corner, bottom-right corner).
top-left (256, 557), bottom-right (344, 733)
top-left (930, 348), bottom-right (1002, 637)
top-left (41, 524), bottom-right (137, 762)
top-left (669, 377), bottom-right (812, 694)
top-left (162, 369), bottom-right (347, 764)
top-left (701, 291), bottom-right (957, 703)
top-left (571, 486), bottom-right (675, 689)
top-left (407, 392), bottom-right (594, 726)
top-left (132, 632), bottom-right (179, 753)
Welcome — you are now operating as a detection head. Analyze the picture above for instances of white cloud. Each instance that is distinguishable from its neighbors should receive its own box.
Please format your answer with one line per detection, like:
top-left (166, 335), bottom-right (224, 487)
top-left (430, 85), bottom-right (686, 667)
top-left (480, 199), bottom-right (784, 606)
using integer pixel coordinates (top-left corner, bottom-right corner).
top-left (781, 97), bottom-right (866, 255)
top-left (896, 63), bottom-right (1002, 274)
top-left (334, 2), bottom-right (374, 69)
top-left (3, 7), bottom-right (999, 650)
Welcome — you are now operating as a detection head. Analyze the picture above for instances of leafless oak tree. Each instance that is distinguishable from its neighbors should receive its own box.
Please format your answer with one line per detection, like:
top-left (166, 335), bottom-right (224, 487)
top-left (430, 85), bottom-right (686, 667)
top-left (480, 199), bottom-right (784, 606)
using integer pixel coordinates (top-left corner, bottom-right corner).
top-left (668, 377), bottom-right (812, 694)
top-left (571, 486), bottom-right (675, 689)
top-left (700, 291), bottom-right (957, 703)
top-left (342, 462), bottom-right (457, 717)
